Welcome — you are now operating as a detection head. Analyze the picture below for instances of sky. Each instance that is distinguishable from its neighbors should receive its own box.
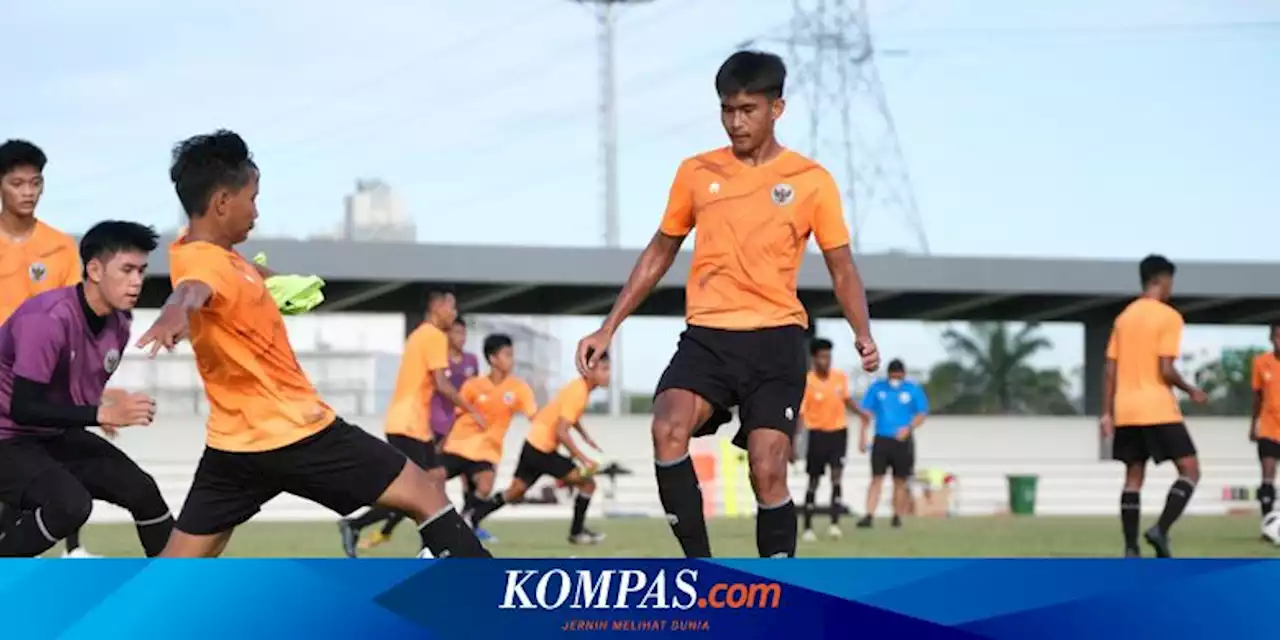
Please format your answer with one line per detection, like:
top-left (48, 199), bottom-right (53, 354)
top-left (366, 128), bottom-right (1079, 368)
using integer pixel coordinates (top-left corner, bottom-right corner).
top-left (6, 0), bottom-right (1279, 393)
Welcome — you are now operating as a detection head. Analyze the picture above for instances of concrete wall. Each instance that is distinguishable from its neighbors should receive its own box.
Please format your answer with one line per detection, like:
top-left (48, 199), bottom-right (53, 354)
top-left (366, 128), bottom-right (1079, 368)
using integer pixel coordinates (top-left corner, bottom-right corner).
top-left (88, 415), bottom-right (1262, 524)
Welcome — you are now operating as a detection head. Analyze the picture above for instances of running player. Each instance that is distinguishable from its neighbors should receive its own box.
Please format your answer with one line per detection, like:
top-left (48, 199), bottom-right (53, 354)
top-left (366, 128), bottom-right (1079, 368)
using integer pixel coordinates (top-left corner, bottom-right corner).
top-left (575, 50), bottom-right (879, 558)
top-left (856, 359), bottom-right (927, 529)
top-left (1101, 254), bottom-right (1207, 558)
top-left (469, 355), bottom-right (610, 545)
top-left (1249, 323), bottom-right (1280, 519)
top-left (439, 333), bottom-right (538, 537)
top-left (799, 338), bottom-right (856, 541)
top-left (0, 139), bottom-right (100, 558)
top-left (433, 318), bottom-right (480, 444)
top-left (339, 294), bottom-right (485, 557)
top-left (136, 130), bottom-right (488, 558)
top-left (0, 221), bottom-right (173, 557)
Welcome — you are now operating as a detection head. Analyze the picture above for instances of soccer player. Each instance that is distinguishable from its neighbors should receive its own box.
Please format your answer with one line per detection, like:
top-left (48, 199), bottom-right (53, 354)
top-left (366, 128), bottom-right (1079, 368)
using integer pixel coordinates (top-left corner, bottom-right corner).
top-left (339, 295), bottom-right (486, 557)
top-left (469, 355), bottom-right (610, 544)
top-left (799, 338), bottom-right (856, 541)
top-left (432, 318), bottom-right (480, 444)
top-left (0, 221), bottom-right (173, 557)
top-left (136, 130), bottom-right (488, 558)
top-left (0, 139), bottom-right (101, 558)
top-left (575, 50), bottom-right (879, 558)
top-left (439, 333), bottom-right (538, 538)
top-left (856, 359), bottom-right (927, 529)
top-left (1249, 323), bottom-right (1280, 520)
top-left (1100, 254), bottom-right (1207, 558)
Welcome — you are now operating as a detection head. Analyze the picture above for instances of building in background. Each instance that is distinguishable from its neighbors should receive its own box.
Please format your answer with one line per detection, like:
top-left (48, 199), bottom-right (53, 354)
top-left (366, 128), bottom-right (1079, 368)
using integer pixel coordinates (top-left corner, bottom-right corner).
top-left (312, 179), bottom-right (417, 242)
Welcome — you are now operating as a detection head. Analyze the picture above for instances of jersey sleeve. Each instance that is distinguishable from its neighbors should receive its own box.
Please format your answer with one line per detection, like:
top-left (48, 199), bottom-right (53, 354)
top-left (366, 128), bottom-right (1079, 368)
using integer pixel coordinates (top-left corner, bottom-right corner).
top-left (171, 248), bottom-right (239, 310)
top-left (912, 384), bottom-right (930, 414)
top-left (811, 170), bottom-right (851, 251)
top-left (1157, 312), bottom-right (1184, 358)
top-left (458, 378), bottom-right (480, 405)
top-left (1253, 357), bottom-right (1266, 391)
top-left (839, 373), bottom-right (852, 400)
top-left (559, 380), bottom-right (591, 424)
top-left (1106, 328), bottom-right (1118, 360)
top-left (658, 159), bottom-right (696, 237)
top-left (859, 384), bottom-right (879, 412)
top-left (422, 329), bottom-right (450, 372)
top-left (519, 383), bottom-right (539, 417)
top-left (10, 314), bottom-right (68, 384)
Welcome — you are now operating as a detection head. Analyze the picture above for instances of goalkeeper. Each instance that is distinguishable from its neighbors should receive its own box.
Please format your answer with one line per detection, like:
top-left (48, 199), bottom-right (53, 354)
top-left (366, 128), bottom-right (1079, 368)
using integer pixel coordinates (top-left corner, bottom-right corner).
top-left (468, 354), bottom-right (612, 546)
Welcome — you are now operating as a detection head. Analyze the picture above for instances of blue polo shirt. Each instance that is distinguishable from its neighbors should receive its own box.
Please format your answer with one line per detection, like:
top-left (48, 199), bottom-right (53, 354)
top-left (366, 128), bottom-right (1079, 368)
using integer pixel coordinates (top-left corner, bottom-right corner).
top-left (860, 379), bottom-right (929, 438)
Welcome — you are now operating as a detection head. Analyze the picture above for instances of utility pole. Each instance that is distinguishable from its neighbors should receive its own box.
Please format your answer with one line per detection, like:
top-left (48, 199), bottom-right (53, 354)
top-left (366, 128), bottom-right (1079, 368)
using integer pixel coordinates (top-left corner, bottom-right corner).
top-left (762, 0), bottom-right (930, 254)
top-left (575, 0), bottom-right (652, 416)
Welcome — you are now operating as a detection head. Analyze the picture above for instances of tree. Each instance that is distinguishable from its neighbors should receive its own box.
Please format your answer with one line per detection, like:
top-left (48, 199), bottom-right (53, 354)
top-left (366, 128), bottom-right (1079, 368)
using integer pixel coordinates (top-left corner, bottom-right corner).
top-left (925, 322), bottom-right (1076, 415)
top-left (1186, 347), bottom-right (1262, 416)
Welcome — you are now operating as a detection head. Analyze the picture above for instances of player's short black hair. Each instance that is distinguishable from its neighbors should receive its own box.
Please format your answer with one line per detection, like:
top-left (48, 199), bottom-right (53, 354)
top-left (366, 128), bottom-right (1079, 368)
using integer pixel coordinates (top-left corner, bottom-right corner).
top-left (169, 130), bottom-right (257, 217)
top-left (1270, 322), bottom-right (1280, 335)
top-left (0, 139), bottom-right (47, 177)
top-left (887, 359), bottom-right (906, 374)
top-left (424, 287), bottom-right (455, 309)
top-left (1139, 254), bottom-right (1176, 287)
top-left (453, 316), bottom-right (467, 328)
top-left (80, 221), bottom-right (160, 271)
top-left (715, 51), bottom-right (786, 100)
top-left (483, 333), bottom-right (513, 360)
top-left (809, 338), bottom-right (834, 356)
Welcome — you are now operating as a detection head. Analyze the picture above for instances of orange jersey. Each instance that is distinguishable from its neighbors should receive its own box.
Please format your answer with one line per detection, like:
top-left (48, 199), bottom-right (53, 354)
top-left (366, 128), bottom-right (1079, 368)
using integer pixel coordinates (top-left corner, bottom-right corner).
top-left (527, 378), bottom-right (591, 454)
top-left (443, 375), bottom-right (537, 464)
top-left (801, 370), bottom-right (850, 431)
top-left (0, 221), bottom-right (81, 324)
top-left (1107, 298), bottom-right (1184, 427)
top-left (384, 322), bottom-right (450, 442)
top-left (1252, 352), bottom-right (1280, 441)
top-left (170, 239), bottom-right (334, 452)
top-left (659, 147), bottom-right (850, 331)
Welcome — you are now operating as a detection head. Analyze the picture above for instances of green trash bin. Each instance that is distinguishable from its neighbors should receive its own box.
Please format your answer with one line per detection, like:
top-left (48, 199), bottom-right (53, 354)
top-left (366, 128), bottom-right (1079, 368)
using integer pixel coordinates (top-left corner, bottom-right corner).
top-left (1007, 474), bottom-right (1039, 515)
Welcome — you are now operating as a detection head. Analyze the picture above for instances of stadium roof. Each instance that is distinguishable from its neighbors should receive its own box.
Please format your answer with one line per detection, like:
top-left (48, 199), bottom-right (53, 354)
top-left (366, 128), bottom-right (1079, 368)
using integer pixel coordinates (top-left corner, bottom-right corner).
top-left (135, 238), bottom-right (1280, 325)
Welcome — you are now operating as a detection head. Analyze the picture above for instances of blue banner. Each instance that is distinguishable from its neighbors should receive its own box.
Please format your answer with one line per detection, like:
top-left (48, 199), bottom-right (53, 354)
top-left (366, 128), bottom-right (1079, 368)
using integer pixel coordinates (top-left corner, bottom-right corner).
top-left (0, 559), bottom-right (1273, 639)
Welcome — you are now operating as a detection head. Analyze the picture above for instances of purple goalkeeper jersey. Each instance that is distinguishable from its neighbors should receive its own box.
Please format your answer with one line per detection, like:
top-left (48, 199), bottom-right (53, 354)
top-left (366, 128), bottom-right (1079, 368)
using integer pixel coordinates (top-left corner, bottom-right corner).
top-left (0, 286), bottom-right (132, 440)
top-left (430, 352), bottom-right (479, 439)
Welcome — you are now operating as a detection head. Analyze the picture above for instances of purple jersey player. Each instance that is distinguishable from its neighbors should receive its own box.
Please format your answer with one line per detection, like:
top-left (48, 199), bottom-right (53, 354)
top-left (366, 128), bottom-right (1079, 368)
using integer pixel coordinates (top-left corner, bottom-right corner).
top-left (0, 221), bottom-right (173, 558)
top-left (430, 318), bottom-right (479, 441)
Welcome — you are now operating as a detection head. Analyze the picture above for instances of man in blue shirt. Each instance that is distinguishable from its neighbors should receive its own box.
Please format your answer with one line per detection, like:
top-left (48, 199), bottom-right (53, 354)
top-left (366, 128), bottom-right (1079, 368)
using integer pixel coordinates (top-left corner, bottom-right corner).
top-left (856, 359), bottom-right (928, 528)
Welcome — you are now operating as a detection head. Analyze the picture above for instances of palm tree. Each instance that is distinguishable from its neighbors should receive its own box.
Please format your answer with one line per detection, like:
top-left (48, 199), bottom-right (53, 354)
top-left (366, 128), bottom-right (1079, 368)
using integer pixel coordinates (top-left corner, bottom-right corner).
top-left (928, 322), bottom-right (1073, 414)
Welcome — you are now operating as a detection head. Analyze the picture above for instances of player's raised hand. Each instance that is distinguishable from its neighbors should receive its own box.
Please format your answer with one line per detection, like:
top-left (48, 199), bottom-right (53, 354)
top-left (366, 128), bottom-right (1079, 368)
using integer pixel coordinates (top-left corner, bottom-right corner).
top-left (99, 390), bottom-right (156, 427)
top-left (576, 328), bottom-right (613, 377)
top-left (855, 335), bottom-right (880, 372)
top-left (135, 304), bottom-right (190, 357)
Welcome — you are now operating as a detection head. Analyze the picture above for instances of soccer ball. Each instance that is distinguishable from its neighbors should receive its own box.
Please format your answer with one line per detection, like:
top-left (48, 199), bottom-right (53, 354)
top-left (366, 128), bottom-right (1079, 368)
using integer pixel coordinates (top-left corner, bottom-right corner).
top-left (1262, 512), bottom-right (1280, 545)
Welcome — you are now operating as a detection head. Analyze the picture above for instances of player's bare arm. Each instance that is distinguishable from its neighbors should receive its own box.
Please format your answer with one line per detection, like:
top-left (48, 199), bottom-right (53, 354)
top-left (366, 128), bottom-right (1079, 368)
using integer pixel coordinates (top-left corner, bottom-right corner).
top-left (1158, 356), bottom-right (1206, 403)
top-left (1252, 389), bottom-right (1263, 442)
top-left (857, 409), bottom-right (871, 452)
top-left (557, 418), bottom-right (595, 467)
top-left (822, 245), bottom-right (879, 372)
top-left (576, 231), bottom-right (684, 375)
top-left (573, 421), bottom-right (602, 452)
top-left (432, 369), bottom-right (486, 429)
top-left (136, 280), bottom-right (212, 356)
top-left (1099, 359), bottom-right (1118, 436)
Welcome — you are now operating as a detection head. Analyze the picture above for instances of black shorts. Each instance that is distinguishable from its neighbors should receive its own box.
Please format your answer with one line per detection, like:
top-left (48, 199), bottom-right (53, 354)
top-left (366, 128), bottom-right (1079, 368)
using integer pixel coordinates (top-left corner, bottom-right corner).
top-left (1259, 437), bottom-right (1280, 461)
top-left (438, 453), bottom-right (495, 481)
top-left (0, 429), bottom-right (161, 513)
top-left (387, 434), bottom-right (438, 471)
top-left (655, 324), bottom-right (807, 449)
top-left (175, 418), bottom-right (407, 536)
top-left (513, 442), bottom-right (576, 486)
top-left (805, 429), bottom-right (849, 477)
top-left (870, 436), bottom-right (914, 479)
top-left (1112, 423), bottom-right (1198, 465)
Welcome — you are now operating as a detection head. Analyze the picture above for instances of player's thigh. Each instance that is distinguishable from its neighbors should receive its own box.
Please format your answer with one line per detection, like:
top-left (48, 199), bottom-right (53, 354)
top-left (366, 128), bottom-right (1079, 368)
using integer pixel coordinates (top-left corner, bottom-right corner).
top-left (869, 438), bottom-right (892, 478)
top-left (388, 434), bottom-right (437, 472)
top-left (1151, 423), bottom-right (1198, 468)
top-left (736, 327), bottom-right (807, 450)
top-left (438, 453), bottom-right (469, 481)
top-left (1257, 439), bottom-right (1280, 477)
top-left (745, 429), bottom-right (791, 483)
top-left (805, 430), bottom-right (833, 478)
top-left (175, 447), bottom-right (281, 536)
top-left (655, 326), bottom-right (738, 437)
top-left (1111, 427), bottom-right (1151, 464)
top-left (161, 529), bottom-right (235, 558)
top-left (52, 430), bottom-right (162, 510)
top-left (0, 439), bottom-right (63, 508)
top-left (280, 419), bottom-right (409, 517)
top-left (890, 440), bottom-right (915, 480)
top-left (470, 467), bottom-right (496, 496)
top-left (513, 443), bottom-right (550, 487)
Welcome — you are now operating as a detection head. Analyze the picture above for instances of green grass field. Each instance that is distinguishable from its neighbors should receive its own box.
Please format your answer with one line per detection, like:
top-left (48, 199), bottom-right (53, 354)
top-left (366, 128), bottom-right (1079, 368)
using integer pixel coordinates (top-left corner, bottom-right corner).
top-left (54, 515), bottom-right (1279, 558)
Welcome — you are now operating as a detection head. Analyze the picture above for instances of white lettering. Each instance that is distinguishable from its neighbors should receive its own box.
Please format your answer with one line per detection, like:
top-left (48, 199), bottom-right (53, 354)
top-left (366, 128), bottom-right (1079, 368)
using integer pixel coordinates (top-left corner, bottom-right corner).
top-left (613, 570), bottom-right (648, 609)
top-left (570, 570), bottom-right (614, 609)
top-left (671, 569), bottom-right (699, 610)
top-left (637, 569), bottom-right (669, 609)
top-left (535, 569), bottom-right (572, 609)
top-left (500, 570), bottom-right (538, 609)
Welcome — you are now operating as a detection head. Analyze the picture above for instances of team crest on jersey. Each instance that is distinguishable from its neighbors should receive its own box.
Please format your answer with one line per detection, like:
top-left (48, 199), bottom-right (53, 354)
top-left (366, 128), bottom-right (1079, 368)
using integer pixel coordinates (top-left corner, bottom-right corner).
top-left (899, 391), bottom-right (912, 404)
top-left (28, 262), bottom-right (47, 283)
top-left (771, 183), bottom-right (794, 206)
top-left (104, 349), bottom-right (121, 374)
top-left (503, 391), bottom-right (515, 405)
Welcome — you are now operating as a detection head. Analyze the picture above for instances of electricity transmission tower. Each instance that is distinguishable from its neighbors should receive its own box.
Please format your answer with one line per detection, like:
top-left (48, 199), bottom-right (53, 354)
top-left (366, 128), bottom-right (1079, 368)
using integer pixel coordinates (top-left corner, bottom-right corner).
top-left (761, 0), bottom-right (930, 254)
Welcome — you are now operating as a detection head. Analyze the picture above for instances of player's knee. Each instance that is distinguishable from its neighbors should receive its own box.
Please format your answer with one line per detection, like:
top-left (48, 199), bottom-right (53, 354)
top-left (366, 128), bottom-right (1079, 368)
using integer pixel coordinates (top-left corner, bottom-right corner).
top-left (582, 478), bottom-right (597, 494)
top-left (42, 486), bottom-right (93, 540)
top-left (748, 455), bottom-right (787, 492)
top-left (1177, 458), bottom-right (1201, 484)
top-left (120, 471), bottom-right (168, 518)
top-left (651, 415), bottom-right (692, 455)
